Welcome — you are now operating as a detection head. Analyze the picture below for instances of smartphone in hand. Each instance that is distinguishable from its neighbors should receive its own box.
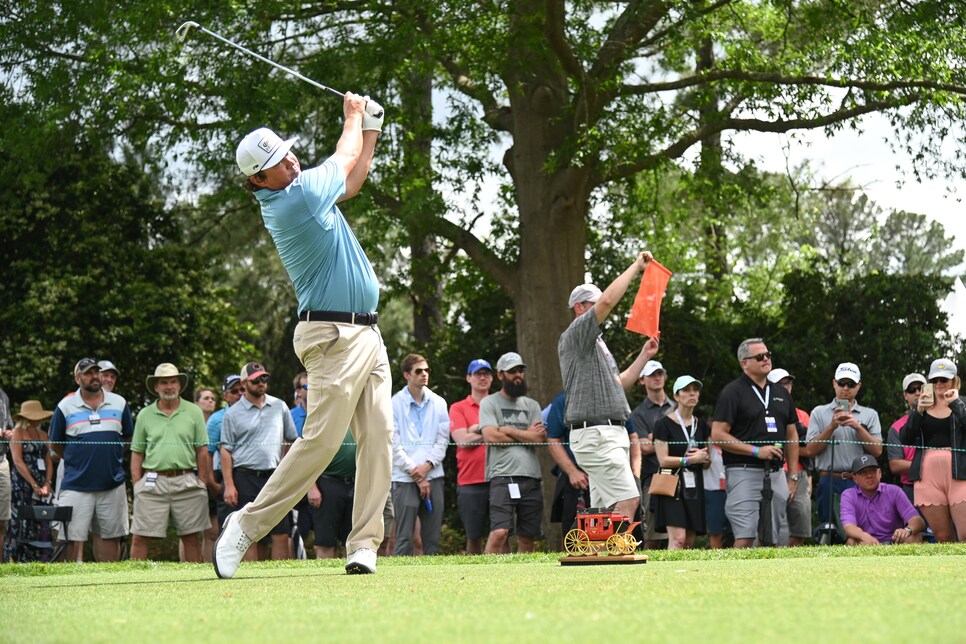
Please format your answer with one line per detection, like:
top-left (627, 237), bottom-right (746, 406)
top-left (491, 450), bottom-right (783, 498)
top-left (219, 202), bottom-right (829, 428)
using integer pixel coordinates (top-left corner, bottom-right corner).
top-left (834, 399), bottom-right (850, 414)
top-left (920, 383), bottom-right (935, 408)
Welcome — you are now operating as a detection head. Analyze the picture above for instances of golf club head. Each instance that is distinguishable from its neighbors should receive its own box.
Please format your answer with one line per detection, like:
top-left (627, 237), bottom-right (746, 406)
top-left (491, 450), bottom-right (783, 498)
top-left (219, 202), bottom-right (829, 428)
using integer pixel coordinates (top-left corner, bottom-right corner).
top-left (175, 21), bottom-right (200, 42)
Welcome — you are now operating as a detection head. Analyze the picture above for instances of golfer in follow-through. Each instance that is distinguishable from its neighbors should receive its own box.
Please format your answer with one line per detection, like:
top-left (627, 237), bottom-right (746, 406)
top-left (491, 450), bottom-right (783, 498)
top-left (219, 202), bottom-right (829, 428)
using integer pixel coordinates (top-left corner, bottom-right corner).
top-left (214, 92), bottom-right (391, 578)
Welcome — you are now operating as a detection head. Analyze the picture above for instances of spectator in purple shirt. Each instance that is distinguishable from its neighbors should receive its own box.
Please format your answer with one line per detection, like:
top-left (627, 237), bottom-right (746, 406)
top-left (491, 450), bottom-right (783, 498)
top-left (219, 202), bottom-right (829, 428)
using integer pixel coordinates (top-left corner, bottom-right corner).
top-left (840, 454), bottom-right (924, 545)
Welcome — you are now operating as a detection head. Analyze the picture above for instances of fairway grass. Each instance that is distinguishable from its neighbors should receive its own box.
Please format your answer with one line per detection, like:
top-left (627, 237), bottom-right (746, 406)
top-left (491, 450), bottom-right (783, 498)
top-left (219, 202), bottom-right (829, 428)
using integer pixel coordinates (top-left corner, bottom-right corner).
top-left (3, 545), bottom-right (965, 643)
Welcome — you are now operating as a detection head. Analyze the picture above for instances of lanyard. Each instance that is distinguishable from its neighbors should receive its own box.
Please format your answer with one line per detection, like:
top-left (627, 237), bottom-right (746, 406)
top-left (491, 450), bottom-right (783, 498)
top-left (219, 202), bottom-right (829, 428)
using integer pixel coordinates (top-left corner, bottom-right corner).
top-left (674, 410), bottom-right (697, 449)
top-left (751, 385), bottom-right (770, 411)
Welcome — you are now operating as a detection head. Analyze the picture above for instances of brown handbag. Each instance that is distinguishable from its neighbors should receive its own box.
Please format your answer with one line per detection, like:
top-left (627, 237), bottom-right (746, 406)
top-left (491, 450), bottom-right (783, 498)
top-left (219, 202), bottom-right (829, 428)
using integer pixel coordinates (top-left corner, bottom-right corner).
top-left (648, 469), bottom-right (679, 497)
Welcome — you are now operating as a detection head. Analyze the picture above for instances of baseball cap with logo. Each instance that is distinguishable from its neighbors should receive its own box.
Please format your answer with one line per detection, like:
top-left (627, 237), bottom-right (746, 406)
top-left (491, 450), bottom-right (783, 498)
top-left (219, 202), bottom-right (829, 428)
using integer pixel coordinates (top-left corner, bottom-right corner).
top-left (240, 362), bottom-right (270, 381)
top-left (97, 360), bottom-right (120, 375)
top-left (496, 352), bottom-right (526, 372)
top-left (222, 374), bottom-right (242, 391)
top-left (927, 359), bottom-right (958, 381)
top-left (74, 358), bottom-right (99, 377)
top-left (466, 359), bottom-right (492, 375)
top-left (640, 360), bottom-right (665, 378)
top-left (236, 128), bottom-right (299, 177)
top-left (672, 375), bottom-right (703, 395)
top-left (851, 454), bottom-right (879, 474)
top-left (834, 362), bottom-right (861, 382)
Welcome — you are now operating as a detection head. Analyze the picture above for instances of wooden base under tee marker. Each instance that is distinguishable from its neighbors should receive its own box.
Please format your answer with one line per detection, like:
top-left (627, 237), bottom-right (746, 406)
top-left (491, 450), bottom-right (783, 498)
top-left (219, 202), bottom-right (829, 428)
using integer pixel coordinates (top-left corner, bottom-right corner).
top-left (559, 554), bottom-right (649, 566)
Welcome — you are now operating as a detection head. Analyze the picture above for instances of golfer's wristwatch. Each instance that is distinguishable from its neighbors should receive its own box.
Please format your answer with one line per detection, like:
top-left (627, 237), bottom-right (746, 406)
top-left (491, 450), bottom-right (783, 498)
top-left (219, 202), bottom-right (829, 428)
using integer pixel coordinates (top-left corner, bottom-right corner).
top-left (787, 472), bottom-right (804, 481)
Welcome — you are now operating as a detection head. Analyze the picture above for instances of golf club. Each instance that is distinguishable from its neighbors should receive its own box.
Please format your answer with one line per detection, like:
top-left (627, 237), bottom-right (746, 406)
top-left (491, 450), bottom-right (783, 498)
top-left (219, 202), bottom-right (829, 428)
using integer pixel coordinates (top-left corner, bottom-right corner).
top-left (175, 20), bottom-right (384, 119)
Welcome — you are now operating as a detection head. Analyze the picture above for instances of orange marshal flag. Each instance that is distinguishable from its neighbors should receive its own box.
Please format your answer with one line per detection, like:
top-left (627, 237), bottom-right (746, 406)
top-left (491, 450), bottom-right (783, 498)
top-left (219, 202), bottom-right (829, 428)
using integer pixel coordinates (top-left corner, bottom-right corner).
top-left (625, 260), bottom-right (672, 337)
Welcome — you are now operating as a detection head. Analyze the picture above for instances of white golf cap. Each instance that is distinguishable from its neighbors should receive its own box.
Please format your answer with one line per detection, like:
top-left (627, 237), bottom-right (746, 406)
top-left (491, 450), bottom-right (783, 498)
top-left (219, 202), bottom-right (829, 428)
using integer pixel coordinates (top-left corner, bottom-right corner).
top-left (902, 373), bottom-right (926, 390)
top-left (834, 362), bottom-right (861, 382)
top-left (568, 284), bottom-right (602, 309)
top-left (640, 360), bottom-right (664, 378)
top-left (236, 127), bottom-right (299, 176)
top-left (496, 352), bottom-right (526, 372)
top-left (927, 359), bottom-right (958, 381)
top-left (97, 360), bottom-right (120, 375)
top-left (767, 368), bottom-right (794, 384)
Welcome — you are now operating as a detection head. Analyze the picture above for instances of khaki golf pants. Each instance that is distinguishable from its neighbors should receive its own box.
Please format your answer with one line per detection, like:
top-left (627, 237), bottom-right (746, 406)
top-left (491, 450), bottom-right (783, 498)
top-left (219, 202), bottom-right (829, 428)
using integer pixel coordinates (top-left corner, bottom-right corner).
top-left (238, 321), bottom-right (393, 554)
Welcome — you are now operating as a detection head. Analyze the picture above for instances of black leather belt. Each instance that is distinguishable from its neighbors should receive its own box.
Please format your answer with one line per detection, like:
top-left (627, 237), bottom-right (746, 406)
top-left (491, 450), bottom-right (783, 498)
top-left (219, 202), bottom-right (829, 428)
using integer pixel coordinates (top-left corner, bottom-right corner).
top-left (298, 310), bottom-right (378, 325)
top-left (569, 419), bottom-right (625, 429)
top-left (236, 467), bottom-right (275, 479)
top-left (321, 474), bottom-right (355, 486)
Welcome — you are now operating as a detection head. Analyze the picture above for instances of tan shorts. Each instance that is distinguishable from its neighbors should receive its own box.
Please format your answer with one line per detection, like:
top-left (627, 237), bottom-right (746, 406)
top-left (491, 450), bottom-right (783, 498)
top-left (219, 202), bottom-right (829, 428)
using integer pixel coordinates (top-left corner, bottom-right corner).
top-left (571, 424), bottom-right (639, 509)
top-left (56, 485), bottom-right (130, 541)
top-left (131, 473), bottom-right (209, 537)
top-left (0, 458), bottom-right (11, 521)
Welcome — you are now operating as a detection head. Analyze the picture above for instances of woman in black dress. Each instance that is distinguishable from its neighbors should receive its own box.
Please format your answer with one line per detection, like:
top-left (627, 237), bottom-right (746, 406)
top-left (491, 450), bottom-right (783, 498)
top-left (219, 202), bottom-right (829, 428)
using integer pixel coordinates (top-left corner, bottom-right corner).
top-left (653, 376), bottom-right (710, 549)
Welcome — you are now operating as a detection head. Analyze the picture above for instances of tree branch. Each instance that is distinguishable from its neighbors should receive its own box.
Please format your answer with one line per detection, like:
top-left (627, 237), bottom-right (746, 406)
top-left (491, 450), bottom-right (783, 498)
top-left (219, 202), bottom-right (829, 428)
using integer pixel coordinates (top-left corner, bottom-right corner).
top-left (598, 93), bottom-right (923, 185)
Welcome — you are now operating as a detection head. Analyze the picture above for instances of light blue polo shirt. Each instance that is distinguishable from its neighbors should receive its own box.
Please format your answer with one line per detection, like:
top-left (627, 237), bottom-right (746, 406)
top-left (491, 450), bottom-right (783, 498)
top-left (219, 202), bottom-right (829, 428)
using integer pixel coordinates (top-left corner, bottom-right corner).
top-left (255, 160), bottom-right (378, 314)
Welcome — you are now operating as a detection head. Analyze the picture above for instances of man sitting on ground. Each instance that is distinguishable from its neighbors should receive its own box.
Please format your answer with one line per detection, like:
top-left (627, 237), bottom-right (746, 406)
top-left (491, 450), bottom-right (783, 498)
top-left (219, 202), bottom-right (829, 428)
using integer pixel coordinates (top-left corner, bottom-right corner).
top-left (840, 454), bottom-right (924, 545)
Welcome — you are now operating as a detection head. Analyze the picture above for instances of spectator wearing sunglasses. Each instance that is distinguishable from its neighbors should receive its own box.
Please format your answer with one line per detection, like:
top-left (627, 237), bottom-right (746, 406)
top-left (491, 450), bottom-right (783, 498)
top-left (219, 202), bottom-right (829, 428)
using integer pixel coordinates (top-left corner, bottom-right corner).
top-left (887, 373), bottom-right (927, 504)
top-left (805, 363), bottom-right (883, 526)
top-left (711, 338), bottom-right (801, 547)
top-left (220, 362), bottom-right (298, 560)
top-left (900, 359), bottom-right (966, 542)
top-left (390, 354), bottom-right (450, 555)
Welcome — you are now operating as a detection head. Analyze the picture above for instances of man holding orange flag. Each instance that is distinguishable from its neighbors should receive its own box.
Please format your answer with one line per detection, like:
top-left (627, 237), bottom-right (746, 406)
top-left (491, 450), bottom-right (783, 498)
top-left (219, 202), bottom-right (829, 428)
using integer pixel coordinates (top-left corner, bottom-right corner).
top-left (558, 252), bottom-right (661, 521)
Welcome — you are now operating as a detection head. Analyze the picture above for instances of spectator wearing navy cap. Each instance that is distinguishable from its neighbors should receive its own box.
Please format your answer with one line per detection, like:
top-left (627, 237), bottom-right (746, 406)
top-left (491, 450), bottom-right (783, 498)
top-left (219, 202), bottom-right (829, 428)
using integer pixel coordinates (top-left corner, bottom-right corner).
top-left (449, 358), bottom-right (494, 554)
top-left (840, 454), bottom-right (924, 545)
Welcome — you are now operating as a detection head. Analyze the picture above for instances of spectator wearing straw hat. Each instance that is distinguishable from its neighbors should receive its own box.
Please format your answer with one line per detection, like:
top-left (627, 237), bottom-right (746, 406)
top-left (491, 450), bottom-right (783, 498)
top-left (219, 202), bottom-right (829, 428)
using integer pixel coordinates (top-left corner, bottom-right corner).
top-left (130, 363), bottom-right (213, 562)
top-left (2, 401), bottom-right (55, 562)
top-left (49, 358), bottom-right (135, 562)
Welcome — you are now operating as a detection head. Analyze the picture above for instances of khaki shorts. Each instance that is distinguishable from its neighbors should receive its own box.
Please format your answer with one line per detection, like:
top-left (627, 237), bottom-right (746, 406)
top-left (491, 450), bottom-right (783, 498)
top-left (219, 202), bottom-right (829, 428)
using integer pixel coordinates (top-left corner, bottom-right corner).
top-left (131, 473), bottom-right (209, 538)
top-left (571, 425), bottom-right (639, 509)
top-left (0, 458), bottom-right (11, 521)
top-left (56, 485), bottom-right (130, 541)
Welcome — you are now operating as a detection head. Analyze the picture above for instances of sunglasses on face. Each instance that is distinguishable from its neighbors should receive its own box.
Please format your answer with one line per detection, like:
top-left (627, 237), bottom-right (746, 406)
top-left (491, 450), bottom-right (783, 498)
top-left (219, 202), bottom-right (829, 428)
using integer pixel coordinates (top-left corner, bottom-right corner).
top-left (227, 387), bottom-right (244, 395)
top-left (836, 380), bottom-right (858, 388)
top-left (252, 375), bottom-right (271, 384)
top-left (505, 366), bottom-right (526, 375)
top-left (930, 377), bottom-right (951, 384)
top-left (905, 385), bottom-right (923, 394)
top-left (412, 367), bottom-right (431, 375)
top-left (746, 352), bottom-right (772, 362)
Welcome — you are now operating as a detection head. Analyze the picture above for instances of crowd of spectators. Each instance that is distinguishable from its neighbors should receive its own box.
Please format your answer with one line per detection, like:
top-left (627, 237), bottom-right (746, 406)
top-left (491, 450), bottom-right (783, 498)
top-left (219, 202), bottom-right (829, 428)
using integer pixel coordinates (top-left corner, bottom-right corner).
top-left (1, 335), bottom-right (963, 562)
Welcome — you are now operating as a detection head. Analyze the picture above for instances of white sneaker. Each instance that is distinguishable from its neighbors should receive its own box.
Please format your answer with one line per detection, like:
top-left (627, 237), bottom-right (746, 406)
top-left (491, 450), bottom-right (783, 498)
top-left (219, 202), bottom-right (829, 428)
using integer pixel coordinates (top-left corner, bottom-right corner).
top-left (345, 548), bottom-right (377, 574)
top-left (213, 510), bottom-right (253, 579)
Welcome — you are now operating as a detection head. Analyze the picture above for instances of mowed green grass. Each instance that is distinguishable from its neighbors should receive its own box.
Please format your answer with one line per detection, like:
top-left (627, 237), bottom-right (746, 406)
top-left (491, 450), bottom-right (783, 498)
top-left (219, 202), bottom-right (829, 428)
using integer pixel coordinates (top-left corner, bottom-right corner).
top-left (2, 546), bottom-right (965, 643)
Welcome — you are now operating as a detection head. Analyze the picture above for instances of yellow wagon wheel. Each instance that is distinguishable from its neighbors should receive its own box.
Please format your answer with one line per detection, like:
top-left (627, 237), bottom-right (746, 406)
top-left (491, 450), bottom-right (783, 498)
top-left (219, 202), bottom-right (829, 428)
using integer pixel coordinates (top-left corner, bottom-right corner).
top-left (564, 529), bottom-right (592, 556)
top-left (605, 533), bottom-right (625, 556)
top-left (620, 532), bottom-right (638, 554)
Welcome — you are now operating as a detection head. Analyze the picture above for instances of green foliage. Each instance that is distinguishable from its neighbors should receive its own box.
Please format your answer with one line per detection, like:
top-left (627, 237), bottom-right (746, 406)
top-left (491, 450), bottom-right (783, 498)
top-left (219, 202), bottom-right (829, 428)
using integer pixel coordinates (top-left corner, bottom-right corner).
top-left (0, 109), bottom-right (250, 409)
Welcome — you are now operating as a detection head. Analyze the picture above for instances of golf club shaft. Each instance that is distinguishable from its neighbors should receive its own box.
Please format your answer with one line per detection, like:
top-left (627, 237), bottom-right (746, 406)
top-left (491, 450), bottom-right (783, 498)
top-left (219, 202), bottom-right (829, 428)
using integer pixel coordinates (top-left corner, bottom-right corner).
top-left (176, 21), bottom-right (344, 98)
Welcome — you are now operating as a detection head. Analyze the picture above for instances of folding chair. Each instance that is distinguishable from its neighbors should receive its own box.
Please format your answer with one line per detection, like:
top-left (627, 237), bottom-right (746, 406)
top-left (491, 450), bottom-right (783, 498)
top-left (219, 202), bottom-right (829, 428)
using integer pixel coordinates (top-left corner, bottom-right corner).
top-left (16, 505), bottom-right (73, 562)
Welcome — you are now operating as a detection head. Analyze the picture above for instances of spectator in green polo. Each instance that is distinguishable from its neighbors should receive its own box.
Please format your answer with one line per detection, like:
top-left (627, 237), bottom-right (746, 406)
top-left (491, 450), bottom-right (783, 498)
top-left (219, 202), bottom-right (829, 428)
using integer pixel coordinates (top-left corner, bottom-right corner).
top-left (130, 363), bottom-right (214, 562)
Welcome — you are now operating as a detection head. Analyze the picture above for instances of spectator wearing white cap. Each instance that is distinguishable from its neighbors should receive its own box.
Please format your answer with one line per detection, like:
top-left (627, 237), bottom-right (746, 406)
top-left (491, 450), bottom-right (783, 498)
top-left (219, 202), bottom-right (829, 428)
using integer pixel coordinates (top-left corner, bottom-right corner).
top-left (97, 360), bottom-right (120, 393)
top-left (629, 359), bottom-right (673, 548)
top-left (558, 252), bottom-right (660, 521)
top-left (899, 358), bottom-right (966, 542)
top-left (805, 362), bottom-right (883, 527)
top-left (887, 373), bottom-right (926, 504)
top-left (766, 367), bottom-right (812, 546)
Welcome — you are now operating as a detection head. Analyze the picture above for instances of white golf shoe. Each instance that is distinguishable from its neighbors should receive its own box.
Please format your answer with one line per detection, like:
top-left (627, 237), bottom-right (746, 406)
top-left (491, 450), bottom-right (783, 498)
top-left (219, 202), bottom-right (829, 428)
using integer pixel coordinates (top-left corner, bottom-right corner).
top-left (213, 509), bottom-right (253, 579)
top-left (345, 548), bottom-right (377, 574)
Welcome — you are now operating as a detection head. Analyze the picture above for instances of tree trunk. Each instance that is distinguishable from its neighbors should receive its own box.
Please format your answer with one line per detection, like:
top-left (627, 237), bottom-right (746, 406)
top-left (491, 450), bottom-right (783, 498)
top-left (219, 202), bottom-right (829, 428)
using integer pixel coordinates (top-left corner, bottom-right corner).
top-left (400, 61), bottom-right (443, 344)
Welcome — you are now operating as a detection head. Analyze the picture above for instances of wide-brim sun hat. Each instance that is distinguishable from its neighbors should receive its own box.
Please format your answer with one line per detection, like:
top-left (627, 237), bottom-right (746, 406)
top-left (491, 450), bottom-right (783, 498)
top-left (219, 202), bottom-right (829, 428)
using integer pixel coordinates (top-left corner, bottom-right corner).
top-left (14, 400), bottom-right (53, 423)
top-left (145, 363), bottom-right (189, 395)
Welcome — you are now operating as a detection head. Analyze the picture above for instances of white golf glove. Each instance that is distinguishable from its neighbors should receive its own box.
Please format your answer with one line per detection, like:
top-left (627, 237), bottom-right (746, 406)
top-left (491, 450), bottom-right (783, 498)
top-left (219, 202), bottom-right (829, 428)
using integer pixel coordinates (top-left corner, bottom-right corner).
top-left (362, 97), bottom-right (385, 132)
